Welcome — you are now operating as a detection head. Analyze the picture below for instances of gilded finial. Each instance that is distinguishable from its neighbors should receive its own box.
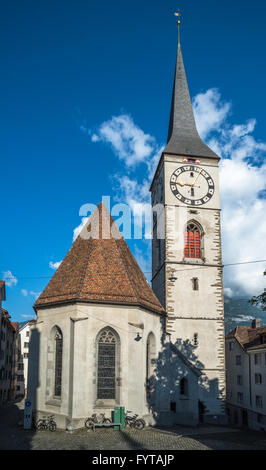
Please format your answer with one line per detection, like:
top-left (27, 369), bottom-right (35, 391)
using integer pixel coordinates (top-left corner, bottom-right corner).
top-left (174, 9), bottom-right (181, 47)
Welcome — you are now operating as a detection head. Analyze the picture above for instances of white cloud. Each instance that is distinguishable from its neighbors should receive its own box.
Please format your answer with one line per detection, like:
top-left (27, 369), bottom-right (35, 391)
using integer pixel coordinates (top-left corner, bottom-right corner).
top-left (91, 114), bottom-right (157, 167)
top-left (49, 261), bottom-right (62, 270)
top-left (193, 89), bottom-right (266, 297)
top-left (73, 216), bottom-right (89, 241)
top-left (21, 314), bottom-right (34, 319)
top-left (2, 271), bottom-right (18, 288)
top-left (21, 289), bottom-right (28, 296)
top-left (224, 287), bottom-right (233, 298)
top-left (193, 88), bottom-right (231, 139)
top-left (30, 291), bottom-right (41, 300)
top-left (81, 90), bottom-right (266, 298)
top-left (230, 315), bottom-right (256, 323)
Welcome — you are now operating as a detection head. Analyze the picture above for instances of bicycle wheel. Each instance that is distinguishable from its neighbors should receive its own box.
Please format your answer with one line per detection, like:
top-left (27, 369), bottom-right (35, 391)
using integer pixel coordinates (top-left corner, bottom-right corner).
top-left (85, 418), bottom-right (94, 429)
top-left (133, 419), bottom-right (145, 430)
top-left (49, 422), bottom-right (56, 432)
top-left (36, 421), bottom-right (46, 430)
top-left (103, 418), bottom-right (111, 424)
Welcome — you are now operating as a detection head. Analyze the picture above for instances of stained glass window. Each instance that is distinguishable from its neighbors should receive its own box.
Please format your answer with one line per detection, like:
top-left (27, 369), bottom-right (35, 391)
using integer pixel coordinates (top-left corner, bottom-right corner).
top-left (54, 330), bottom-right (62, 397)
top-left (184, 222), bottom-right (201, 258)
top-left (97, 328), bottom-right (116, 399)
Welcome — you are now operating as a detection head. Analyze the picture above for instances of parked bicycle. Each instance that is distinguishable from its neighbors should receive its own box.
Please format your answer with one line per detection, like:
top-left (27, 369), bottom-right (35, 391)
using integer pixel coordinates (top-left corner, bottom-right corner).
top-left (85, 413), bottom-right (111, 429)
top-left (125, 411), bottom-right (145, 430)
top-left (36, 414), bottom-right (57, 432)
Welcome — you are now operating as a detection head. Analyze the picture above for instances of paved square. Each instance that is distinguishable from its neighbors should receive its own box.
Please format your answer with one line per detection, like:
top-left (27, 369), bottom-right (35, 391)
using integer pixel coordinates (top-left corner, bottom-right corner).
top-left (1, 400), bottom-right (266, 450)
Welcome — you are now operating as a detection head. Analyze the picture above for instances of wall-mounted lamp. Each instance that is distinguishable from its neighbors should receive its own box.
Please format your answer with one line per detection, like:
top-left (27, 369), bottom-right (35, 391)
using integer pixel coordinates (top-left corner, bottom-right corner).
top-left (135, 332), bottom-right (142, 341)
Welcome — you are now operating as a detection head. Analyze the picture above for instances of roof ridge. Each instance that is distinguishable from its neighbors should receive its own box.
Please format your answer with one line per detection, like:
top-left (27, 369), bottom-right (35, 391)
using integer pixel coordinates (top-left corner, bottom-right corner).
top-left (114, 238), bottom-right (139, 303)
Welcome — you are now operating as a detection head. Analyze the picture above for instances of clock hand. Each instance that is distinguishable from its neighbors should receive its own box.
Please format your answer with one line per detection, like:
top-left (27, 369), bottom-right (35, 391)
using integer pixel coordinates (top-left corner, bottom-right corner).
top-left (188, 185), bottom-right (200, 193)
top-left (191, 169), bottom-right (202, 187)
top-left (176, 180), bottom-right (193, 187)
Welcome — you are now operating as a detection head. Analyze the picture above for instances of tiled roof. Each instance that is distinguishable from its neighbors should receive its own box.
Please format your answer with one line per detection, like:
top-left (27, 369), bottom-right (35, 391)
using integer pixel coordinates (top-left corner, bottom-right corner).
top-left (11, 322), bottom-right (19, 331)
top-left (226, 325), bottom-right (266, 351)
top-left (0, 280), bottom-right (6, 301)
top-left (1, 309), bottom-right (11, 319)
top-left (34, 203), bottom-right (165, 316)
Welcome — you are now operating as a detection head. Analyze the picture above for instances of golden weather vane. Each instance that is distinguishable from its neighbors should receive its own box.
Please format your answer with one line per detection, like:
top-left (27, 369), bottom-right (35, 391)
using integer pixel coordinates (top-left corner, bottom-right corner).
top-left (174, 9), bottom-right (181, 45)
top-left (174, 9), bottom-right (181, 25)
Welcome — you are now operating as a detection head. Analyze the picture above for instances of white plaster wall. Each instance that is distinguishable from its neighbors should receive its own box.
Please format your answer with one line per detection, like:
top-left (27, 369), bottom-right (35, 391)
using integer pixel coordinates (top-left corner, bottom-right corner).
top-left (28, 302), bottom-right (164, 429)
top-left (225, 338), bottom-right (250, 410)
top-left (249, 349), bottom-right (266, 428)
top-left (226, 339), bottom-right (266, 431)
top-left (151, 153), bottom-right (226, 422)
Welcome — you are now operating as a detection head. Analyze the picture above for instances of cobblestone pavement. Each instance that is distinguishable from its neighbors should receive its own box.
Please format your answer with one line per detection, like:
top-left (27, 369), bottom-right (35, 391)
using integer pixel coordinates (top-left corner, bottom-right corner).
top-left (1, 400), bottom-right (266, 450)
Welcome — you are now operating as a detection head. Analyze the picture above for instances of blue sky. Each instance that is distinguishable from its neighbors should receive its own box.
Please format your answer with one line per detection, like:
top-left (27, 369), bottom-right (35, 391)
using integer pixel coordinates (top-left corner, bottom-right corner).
top-left (1, 0), bottom-right (266, 322)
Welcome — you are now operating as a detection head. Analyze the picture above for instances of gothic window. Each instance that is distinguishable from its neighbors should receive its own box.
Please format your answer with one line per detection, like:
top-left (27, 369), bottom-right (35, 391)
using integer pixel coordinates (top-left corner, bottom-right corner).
top-left (180, 377), bottom-right (188, 396)
top-left (54, 329), bottom-right (63, 397)
top-left (184, 222), bottom-right (202, 259)
top-left (97, 328), bottom-right (117, 400)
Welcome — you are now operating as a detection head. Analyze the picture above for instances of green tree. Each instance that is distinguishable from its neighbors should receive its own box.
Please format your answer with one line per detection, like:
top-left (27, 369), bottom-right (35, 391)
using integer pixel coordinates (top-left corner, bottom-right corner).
top-left (249, 271), bottom-right (266, 311)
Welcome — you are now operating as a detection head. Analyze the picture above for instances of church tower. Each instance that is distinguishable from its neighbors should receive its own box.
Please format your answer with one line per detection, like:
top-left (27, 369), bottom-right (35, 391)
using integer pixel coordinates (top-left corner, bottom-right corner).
top-left (150, 18), bottom-right (226, 423)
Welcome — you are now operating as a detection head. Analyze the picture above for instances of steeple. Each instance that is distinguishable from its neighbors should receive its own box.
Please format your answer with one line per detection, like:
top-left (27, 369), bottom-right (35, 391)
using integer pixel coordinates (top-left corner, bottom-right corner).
top-left (164, 17), bottom-right (219, 160)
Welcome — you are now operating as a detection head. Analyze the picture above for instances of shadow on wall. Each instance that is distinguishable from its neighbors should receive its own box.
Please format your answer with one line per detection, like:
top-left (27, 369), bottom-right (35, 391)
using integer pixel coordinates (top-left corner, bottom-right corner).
top-left (146, 334), bottom-right (226, 427)
top-left (27, 326), bottom-right (40, 421)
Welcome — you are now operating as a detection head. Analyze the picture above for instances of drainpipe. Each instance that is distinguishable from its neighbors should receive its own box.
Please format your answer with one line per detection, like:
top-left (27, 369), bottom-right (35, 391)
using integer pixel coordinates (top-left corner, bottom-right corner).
top-left (248, 354), bottom-right (252, 408)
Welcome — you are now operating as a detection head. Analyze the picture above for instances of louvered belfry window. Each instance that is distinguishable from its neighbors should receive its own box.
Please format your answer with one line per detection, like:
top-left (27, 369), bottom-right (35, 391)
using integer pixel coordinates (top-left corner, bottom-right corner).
top-left (185, 222), bottom-right (201, 258)
top-left (97, 328), bottom-right (116, 399)
top-left (54, 331), bottom-right (63, 397)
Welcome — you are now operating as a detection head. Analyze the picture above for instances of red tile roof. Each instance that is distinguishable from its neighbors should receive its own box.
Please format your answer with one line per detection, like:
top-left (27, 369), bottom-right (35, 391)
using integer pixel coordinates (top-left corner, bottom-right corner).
top-left (0, 280), bottom-right (6, 301)
top-left (34, 203), bottom-right (165, 316)
top-left (11, 322), bottom-right (19, 331)
top-left (2, 308), bottom-right (11, 319)
top-left (226, 325), bottom-right (266, 351)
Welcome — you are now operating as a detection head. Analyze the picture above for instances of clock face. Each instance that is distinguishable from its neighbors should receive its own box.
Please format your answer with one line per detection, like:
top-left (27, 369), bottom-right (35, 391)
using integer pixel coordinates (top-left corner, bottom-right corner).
top-left (170, 165), bottom-right (215, 206)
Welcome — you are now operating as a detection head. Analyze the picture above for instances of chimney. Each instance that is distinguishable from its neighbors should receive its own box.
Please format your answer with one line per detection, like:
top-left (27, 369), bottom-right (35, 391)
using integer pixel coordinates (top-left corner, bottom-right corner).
top-left (251, 319), bottom-right (261, 329)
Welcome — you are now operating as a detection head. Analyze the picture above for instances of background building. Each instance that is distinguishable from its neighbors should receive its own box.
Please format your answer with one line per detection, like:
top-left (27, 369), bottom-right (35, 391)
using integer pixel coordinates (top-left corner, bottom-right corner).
top-left (16, 320), bottom-right (36, 398)
top-left (226, 319), bottom-right (266, 431)
top-left (0, 280), bottom-right (20, 403)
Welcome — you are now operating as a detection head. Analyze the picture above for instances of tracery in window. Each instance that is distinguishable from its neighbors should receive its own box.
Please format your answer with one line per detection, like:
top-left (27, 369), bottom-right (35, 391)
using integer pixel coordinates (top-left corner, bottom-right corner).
top-left (54, 329), bottom-right (63, 397)
top-left (97, 328), bottom-right (117, 400)
top-left (184, 221), bottom-right (202, 259)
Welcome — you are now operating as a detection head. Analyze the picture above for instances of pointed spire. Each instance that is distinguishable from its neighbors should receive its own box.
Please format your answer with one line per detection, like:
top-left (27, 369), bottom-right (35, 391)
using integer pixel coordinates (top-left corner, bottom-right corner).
top-left (164, 16), bottom-right (219, 159)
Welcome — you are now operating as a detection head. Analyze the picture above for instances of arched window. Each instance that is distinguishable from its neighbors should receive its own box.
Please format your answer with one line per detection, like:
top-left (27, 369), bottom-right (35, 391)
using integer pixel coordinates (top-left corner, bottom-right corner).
top-left (185, 222), bottom-right (202, 259)
top-left (54, 328), bottom-right (63, 397)
top-left (97, 328), bottom-right (118, 400)
top-left (180, 377), bottom-right (188, 396)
